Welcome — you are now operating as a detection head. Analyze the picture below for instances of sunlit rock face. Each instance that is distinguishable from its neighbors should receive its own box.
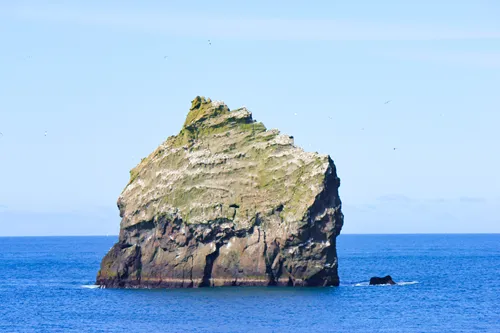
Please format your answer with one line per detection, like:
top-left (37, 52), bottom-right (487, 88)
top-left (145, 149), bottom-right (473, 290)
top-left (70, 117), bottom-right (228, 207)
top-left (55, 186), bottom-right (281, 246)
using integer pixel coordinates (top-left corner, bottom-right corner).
top-left (96, 96), bottom-right (344, 288)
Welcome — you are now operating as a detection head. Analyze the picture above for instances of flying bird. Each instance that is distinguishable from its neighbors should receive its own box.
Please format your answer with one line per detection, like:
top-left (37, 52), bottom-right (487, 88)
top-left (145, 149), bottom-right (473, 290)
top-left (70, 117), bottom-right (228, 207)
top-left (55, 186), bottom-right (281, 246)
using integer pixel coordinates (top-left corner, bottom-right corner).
top-left (393, 147), bottom-right (397, 150)
top-left (384, 100), bottom-right (391, 104)
top-left (208, 39), bottom-right (212, 46)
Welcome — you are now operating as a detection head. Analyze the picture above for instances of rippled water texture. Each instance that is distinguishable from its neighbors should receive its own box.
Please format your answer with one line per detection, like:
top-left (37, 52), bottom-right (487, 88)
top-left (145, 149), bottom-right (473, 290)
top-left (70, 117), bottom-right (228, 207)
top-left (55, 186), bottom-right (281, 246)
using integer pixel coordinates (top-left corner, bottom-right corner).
top-left (1, 234), bottom-right (498, 332)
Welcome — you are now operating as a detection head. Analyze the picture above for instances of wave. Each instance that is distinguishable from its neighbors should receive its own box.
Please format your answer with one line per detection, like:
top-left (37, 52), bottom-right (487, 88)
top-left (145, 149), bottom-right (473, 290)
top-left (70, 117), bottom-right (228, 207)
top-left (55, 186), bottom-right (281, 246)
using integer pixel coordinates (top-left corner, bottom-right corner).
top-left (81, 284), bottom-right (100, 289)
top-left (81, 281), bottom-right (419, 289)
top-left (342, 281), bottom-right (419, 287)
top-left (397, 281), bottom-right (419, 286)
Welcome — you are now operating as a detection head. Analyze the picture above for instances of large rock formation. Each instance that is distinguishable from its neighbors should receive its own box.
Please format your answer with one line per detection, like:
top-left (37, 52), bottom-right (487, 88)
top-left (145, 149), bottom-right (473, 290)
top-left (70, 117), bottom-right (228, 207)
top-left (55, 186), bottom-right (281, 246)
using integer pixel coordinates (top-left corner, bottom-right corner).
top-left (96, 96), bottom-right (344, 288)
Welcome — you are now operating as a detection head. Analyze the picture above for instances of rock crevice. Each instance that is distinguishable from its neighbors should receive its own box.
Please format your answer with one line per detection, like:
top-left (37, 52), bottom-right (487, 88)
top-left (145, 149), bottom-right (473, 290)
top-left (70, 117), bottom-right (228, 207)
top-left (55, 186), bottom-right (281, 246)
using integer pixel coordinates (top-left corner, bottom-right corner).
top-left (96, 96), bottom-right (344, 288)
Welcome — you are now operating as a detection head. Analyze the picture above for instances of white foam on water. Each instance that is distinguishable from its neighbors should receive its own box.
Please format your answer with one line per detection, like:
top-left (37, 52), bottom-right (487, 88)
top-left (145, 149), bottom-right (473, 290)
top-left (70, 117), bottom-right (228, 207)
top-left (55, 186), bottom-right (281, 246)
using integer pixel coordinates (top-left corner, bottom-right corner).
top-left (350, 281), bottom-right (419, 287)
top-left (81, 285), bottom-right (100, 289)
top-left (397, 281), bottom-right (419, 286)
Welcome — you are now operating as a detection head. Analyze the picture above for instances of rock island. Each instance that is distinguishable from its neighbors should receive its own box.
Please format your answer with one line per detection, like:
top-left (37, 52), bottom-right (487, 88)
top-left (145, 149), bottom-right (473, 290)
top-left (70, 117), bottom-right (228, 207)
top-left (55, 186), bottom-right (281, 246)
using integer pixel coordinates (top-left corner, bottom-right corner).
top-left (96, 96), bottom-right (344, 288)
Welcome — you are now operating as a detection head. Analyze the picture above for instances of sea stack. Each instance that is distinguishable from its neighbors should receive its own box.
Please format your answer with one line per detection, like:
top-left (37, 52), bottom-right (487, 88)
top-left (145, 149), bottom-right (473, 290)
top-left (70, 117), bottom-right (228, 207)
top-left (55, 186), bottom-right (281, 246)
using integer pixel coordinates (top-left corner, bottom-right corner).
top-left (96, 96), bottom-right (344, 288)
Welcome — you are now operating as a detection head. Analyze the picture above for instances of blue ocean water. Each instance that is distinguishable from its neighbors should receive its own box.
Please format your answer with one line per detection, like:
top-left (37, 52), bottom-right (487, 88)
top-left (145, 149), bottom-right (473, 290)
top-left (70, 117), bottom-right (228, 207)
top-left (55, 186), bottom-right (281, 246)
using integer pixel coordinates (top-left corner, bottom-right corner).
top-left (0, 234), bottom-right (498, 333)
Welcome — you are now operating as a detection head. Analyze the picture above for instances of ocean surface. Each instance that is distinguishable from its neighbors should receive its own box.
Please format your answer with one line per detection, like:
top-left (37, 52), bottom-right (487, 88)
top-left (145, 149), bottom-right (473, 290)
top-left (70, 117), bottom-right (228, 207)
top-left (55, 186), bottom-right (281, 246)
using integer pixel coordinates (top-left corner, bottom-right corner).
top-left (0, 234), bottom-right (498, 333)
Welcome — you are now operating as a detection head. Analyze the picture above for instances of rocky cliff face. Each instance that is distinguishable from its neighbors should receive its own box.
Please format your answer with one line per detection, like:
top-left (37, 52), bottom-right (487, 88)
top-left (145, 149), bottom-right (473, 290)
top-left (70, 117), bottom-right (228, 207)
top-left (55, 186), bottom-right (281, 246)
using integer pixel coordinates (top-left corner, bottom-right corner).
top-left (96, 96), bottom-right (344, 288)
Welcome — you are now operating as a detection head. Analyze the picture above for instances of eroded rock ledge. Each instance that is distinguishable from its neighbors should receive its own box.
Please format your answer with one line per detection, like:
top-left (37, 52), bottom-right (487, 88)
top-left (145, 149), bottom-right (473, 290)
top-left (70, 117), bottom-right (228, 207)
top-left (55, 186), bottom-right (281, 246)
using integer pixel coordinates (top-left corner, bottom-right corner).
top-left (96, 96), bottom-right (344, 288)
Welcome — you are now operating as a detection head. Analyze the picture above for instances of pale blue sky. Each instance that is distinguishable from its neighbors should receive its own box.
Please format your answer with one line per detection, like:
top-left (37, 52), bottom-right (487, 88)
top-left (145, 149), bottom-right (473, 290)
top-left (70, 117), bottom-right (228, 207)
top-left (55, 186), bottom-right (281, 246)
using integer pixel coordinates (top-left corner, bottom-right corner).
top-left (0, 1), bottom-right (499, 235)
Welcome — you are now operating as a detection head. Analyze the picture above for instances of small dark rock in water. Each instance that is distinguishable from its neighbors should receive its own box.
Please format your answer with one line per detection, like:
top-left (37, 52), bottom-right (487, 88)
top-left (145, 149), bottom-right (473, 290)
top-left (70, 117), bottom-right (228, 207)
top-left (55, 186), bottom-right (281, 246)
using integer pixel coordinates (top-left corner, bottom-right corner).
top-left (369, 275), bottom-right (396, 285)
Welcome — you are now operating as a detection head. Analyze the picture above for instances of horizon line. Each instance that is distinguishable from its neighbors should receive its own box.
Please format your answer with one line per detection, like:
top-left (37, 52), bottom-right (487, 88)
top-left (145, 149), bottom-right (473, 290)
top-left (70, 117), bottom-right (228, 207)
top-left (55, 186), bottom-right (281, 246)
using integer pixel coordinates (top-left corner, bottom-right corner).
top-left (1, 232), bottom-right (499, 238)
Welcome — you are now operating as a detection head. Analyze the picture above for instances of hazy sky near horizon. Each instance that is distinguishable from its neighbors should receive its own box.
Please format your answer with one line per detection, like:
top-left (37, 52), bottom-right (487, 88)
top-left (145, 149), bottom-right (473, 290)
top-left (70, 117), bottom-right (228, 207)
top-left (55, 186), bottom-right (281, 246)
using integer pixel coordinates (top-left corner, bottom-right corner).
top-left (1, 1), bottom-right (499, 235)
